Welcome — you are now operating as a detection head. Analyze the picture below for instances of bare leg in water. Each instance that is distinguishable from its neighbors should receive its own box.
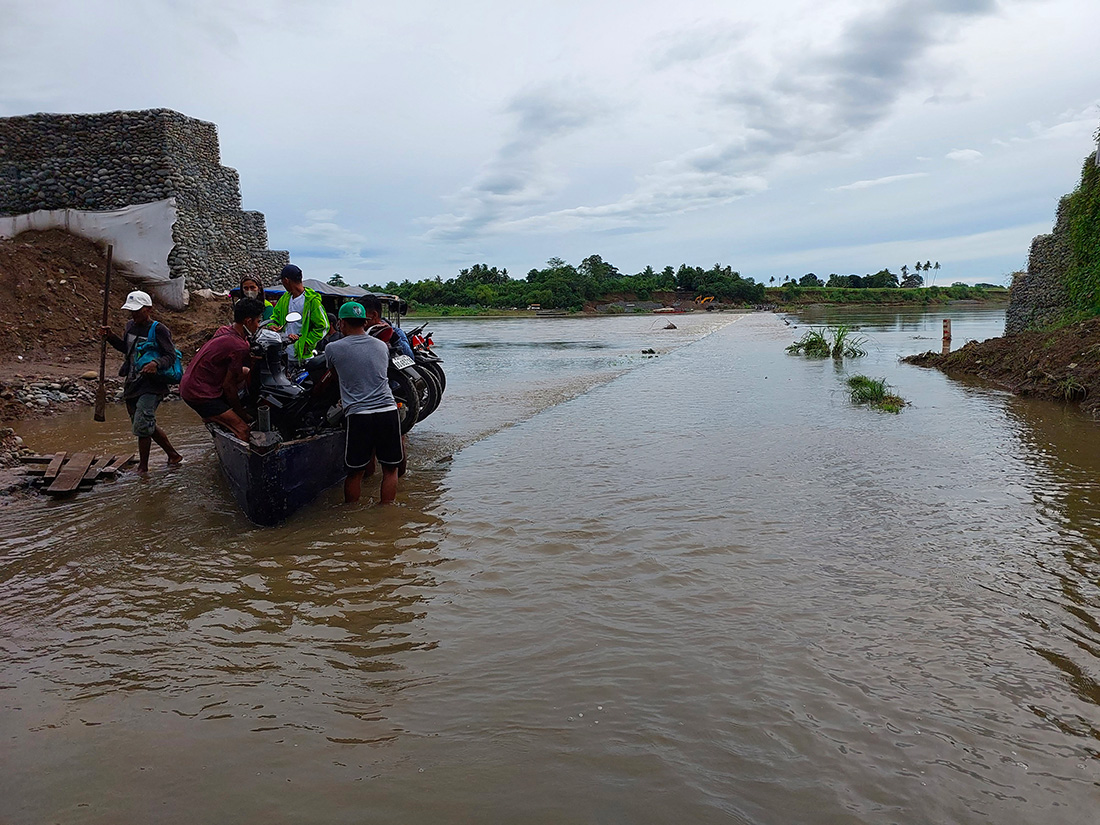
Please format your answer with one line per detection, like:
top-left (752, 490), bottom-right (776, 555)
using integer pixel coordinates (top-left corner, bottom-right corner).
top-left (153, 427), bottom-right (183, 466)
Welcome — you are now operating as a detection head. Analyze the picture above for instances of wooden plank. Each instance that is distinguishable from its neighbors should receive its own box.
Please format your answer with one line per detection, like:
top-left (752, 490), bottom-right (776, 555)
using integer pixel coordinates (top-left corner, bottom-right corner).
top-left (43, 452), bottom-right (68, 480)
top-left (101, 454), bottom-right (135, 475)
top-left (18, 454), bottom-right (57, 465)
top-left (82, 455), bottom-right (113, 482)
top-left (46, 452), bottom-right (96, 494)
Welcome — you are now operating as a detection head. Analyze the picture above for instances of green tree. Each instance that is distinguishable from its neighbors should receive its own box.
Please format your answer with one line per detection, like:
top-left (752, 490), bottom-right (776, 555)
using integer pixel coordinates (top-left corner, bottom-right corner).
top-left (328, 273), bottom-right (348, 287)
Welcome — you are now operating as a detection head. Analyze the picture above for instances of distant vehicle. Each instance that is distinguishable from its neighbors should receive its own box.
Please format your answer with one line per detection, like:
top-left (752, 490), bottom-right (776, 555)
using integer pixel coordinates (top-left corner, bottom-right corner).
top-left (527, 304), bottom-right (541, 310)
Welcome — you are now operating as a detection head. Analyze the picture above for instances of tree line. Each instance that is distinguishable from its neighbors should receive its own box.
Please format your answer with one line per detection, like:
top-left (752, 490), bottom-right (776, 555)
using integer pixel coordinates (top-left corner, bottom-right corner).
top-left (336, 256), bottom-right (986, 310)
top-left (783, 261), bottom-right (943, 290)
top-left (357, 255), bottom-right (766, 311)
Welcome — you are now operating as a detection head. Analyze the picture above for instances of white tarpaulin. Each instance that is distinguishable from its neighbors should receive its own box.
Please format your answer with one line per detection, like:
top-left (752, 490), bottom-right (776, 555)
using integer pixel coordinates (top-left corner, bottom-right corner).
top-left (0, 199), bottom-right (186, 308)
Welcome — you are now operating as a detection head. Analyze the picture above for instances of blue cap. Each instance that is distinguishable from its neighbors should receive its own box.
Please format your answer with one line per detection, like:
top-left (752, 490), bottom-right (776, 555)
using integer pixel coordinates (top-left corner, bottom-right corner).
top-left (280, 264), bottom-right (303, 281)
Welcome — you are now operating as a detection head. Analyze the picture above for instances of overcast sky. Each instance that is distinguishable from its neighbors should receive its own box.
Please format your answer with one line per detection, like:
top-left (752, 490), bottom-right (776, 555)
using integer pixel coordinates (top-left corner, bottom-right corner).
top-left (2, 0), bottom-right (1097, 286)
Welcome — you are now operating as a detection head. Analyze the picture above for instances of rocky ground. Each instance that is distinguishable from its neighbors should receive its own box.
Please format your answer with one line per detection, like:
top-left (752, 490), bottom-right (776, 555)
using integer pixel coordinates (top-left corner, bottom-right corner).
top-left (904, 316), bottom-right (1100, 418)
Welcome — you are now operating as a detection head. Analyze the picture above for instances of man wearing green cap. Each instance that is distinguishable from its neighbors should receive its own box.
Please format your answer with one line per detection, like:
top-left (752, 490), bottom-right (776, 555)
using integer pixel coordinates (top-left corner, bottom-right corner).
top-left (323, 300), bottom-right (403, 505)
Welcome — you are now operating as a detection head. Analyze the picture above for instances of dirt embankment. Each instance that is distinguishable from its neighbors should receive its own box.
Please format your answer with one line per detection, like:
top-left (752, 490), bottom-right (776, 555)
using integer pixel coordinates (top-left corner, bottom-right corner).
top-left (904, 316), bottom-right (1100, 417)
top-left (0, 229), bottom-right (232, 425)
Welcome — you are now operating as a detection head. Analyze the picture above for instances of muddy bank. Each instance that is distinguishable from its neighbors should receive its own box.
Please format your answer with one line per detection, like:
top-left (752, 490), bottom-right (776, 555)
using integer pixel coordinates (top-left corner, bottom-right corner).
top-left (903, 316), bottom-right (1100, 417)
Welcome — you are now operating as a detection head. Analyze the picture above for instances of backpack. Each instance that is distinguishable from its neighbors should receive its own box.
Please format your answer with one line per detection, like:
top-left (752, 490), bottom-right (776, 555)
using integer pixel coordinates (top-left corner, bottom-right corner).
top-left (133, 320), bottom-right (184, 384)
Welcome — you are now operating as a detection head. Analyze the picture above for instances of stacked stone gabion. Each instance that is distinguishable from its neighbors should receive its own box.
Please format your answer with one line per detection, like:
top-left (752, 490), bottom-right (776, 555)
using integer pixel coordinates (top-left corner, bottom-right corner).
top-left (0, 108), bottom-right (288, 291)
top-left (1004, 196), bottom-right (1075, 335)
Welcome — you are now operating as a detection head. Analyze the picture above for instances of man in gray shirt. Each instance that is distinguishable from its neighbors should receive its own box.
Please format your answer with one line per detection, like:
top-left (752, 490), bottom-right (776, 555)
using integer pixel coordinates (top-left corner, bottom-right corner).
top-left (324, 300), bottom-right (403, 504)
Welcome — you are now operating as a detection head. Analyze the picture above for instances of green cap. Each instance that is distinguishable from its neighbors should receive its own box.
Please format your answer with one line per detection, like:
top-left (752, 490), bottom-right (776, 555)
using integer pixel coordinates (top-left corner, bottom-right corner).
top-left (338, 301), bottom-right (366, 320)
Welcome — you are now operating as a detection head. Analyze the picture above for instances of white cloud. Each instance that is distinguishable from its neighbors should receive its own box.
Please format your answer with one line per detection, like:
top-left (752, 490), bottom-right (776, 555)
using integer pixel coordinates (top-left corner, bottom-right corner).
top-left (751, 221), bottom-right (1049, 274)
top-left (833, 173), bottom-right (929, 191)
top-left (649, 22), bottom-right (748, 69)
top-left (290, 210), bottom-right (370, 258)
top-left (994, 104), bottom-right (1100, 146)
top-left (946, 149), bottom-right (983, 162)
top-left (423, 83), bottom-right (608, 243)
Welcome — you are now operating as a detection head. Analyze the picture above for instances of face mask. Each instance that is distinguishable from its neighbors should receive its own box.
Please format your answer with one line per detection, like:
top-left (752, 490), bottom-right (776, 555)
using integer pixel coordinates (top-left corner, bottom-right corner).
top-left (242, 288), bottom-right (260, 299)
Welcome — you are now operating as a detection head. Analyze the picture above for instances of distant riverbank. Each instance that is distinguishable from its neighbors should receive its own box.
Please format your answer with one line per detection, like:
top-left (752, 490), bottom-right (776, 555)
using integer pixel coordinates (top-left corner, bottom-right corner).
top-left (767, 284), bottom-right (1009, 307)
top-left (406, 286), bottom-right (1009, 319)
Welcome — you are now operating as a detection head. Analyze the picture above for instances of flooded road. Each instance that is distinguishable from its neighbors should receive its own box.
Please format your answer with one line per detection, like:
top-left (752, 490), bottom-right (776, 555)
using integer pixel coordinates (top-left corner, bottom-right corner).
top-left (2, 310), bottom-right (1098, 823)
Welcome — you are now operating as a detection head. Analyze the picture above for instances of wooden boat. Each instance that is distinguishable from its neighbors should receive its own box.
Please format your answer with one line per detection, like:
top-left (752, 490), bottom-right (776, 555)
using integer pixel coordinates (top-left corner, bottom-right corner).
top-left (209, 425), bottom-right (346, 526)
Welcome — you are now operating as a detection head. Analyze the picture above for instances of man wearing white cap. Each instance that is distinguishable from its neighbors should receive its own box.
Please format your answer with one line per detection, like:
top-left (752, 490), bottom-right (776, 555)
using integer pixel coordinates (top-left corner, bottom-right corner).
top-left (102, 290), bottom-right (183, 473)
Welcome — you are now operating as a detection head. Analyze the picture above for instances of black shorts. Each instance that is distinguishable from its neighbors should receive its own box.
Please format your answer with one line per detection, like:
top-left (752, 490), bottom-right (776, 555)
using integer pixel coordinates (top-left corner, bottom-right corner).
top-left (184, 396), bottom-right (232, 419)
top-left (345, 410), bottom-right (403, 470)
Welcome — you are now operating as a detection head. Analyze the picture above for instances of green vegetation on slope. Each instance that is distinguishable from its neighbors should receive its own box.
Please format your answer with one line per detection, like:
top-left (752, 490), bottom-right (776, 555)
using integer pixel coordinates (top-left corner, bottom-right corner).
top-left (1063, 153), bottom-right (1100, 321)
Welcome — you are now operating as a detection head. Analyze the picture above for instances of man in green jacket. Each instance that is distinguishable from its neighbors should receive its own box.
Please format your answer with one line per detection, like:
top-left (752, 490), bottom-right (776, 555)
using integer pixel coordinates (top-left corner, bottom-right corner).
top-left (270, 264), bottom-right (329, 363)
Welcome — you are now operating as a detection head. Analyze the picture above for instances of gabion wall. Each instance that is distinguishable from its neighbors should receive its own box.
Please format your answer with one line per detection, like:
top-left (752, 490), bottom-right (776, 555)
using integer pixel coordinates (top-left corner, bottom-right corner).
top-left (1005, 148), bottom-right (1100, 335)
top-left (1004, 197), bottom-right (1074, 335)
top-left (0, 108), bottom-right (288, 291)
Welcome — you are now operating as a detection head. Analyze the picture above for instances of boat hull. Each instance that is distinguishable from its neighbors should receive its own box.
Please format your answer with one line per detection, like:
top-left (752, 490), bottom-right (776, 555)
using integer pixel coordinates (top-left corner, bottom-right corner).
top-left (210, 427), bottom-right (347, 526)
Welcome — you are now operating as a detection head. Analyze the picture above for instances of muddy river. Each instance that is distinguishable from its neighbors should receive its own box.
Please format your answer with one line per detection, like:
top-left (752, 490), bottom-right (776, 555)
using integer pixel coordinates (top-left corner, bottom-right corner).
top-left (1, 309), bottom-right (1097, 824)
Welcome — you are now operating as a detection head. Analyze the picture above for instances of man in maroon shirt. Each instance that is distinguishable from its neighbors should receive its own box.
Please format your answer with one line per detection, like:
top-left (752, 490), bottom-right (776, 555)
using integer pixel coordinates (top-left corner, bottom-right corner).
top-left (180, 297), bottom-right (264, 441)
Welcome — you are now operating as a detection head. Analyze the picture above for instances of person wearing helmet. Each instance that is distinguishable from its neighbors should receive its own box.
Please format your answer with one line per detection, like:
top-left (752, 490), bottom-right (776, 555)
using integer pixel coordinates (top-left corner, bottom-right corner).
top-left (101, 290), bottom-right (183, 473)
top-left (323, 300), bottom-right (402, 505)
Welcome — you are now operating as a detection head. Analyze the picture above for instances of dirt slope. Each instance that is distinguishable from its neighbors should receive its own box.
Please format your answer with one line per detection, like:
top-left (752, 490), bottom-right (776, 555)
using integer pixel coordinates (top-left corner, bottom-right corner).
top-left (904, 316), bottom-right (1100, 417)
top-left (0, 230), bottom-right (233, 423)
top-left (0, 229), bottom-right (231, 368)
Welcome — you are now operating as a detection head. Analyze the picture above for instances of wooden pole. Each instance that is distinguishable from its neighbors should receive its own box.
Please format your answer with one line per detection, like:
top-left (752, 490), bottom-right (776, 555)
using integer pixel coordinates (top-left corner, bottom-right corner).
top-left (942, 319), bottom-right (952, 355)
top-left (93, 245), bottom-right (114, 422)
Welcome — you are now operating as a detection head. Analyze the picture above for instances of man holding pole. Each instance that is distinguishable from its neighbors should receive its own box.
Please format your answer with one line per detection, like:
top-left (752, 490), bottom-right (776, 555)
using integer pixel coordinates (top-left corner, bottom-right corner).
top-left (102, 290), bottom-right (183, 473)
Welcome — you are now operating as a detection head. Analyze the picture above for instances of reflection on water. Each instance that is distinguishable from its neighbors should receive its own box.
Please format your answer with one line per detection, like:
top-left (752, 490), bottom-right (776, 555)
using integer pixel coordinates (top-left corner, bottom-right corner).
top-left (995, 397), bottom-right (1100, 736)
top-left (2, 308), bottom-right (1099, 824)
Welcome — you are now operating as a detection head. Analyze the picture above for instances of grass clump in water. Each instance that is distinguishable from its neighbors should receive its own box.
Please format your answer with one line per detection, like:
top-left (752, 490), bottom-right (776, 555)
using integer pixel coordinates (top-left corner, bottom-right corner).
top-left (847, 375), bottom-right (906, 413)
top-left (786, 328), bottom-right (831, 357)
top-left (830, 324), bottom-right (867, 358)
top-left (787, 326), bottom-right (867, 358)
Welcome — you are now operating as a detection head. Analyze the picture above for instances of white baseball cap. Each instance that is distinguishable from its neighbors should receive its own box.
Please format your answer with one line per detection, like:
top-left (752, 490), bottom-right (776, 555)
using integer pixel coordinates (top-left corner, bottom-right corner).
top-left (121, 290), bottom-right (153, 311)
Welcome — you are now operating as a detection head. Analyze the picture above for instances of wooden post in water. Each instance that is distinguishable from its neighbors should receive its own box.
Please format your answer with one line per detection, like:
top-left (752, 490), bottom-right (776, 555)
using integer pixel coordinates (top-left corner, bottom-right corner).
top-left (942, 319), bottom-right (952, 354)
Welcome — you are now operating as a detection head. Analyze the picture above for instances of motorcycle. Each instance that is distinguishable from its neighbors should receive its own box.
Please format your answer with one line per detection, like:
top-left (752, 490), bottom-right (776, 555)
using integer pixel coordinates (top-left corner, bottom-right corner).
top-left (373, 323), bottom-right (430, 434)
top-left (246, 312), bottom-right (343, 441)
top-left (404, 322), bottom-right (446, 418)
top-left (244, 311), bottom-right (440, 441)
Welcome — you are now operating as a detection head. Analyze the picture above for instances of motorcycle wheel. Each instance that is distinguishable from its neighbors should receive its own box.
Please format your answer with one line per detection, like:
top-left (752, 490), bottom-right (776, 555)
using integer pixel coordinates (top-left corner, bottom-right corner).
top-left (389, 369), bottom-right (421, 435)
top-left (419, 359), bottom-right (446, 395)
top-left (416, 365), bottom-right (442, 421)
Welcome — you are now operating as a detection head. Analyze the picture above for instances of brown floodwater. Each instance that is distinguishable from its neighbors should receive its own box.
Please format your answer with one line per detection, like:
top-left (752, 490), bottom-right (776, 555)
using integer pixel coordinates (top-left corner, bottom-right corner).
top-left (1, 310), bottom-right (1097, 824)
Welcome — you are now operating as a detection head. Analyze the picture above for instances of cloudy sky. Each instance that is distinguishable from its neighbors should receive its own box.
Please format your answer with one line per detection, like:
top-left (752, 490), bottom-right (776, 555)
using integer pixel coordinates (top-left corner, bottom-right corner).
top-left (2, 0), bottom-right (1097, 286)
